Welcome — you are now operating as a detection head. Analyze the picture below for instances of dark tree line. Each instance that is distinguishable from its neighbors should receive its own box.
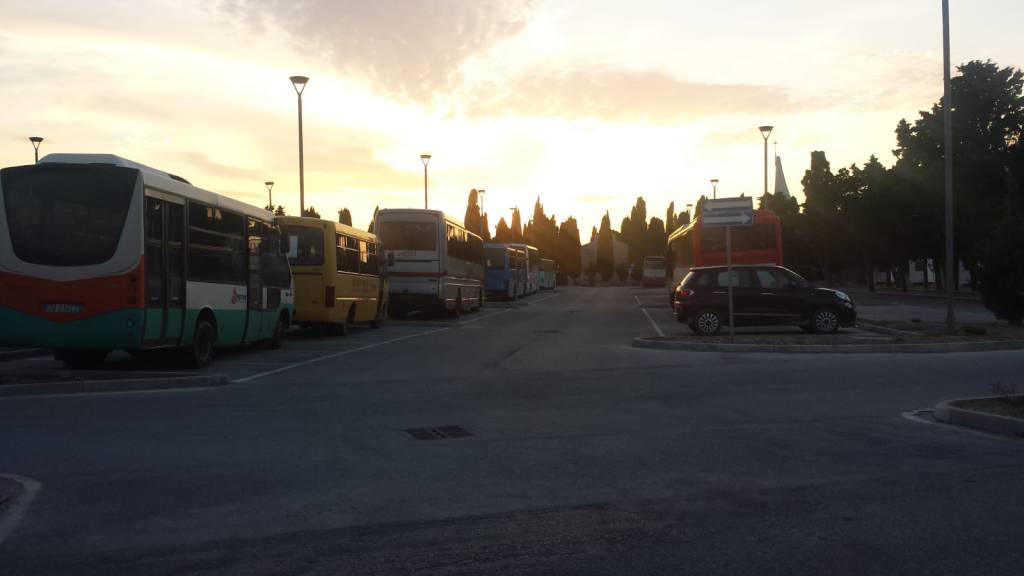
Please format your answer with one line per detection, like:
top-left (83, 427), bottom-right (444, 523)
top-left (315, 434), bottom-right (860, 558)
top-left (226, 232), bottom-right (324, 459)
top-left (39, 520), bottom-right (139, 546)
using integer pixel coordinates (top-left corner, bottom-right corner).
top-left (757, 60), bottom-right (1024, 324)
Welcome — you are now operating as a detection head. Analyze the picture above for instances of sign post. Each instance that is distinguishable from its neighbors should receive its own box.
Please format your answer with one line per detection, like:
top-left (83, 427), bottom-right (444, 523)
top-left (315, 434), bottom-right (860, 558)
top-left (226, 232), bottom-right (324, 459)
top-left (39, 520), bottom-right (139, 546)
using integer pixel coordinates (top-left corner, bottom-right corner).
top-left (700, 197), bottom-right (754, 340)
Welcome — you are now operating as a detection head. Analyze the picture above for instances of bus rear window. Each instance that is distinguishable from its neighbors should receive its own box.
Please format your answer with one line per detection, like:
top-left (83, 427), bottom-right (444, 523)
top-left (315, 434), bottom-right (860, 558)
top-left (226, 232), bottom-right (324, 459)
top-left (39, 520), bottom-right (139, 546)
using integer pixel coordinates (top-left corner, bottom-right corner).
top-left (2, 164), bottom-right (138, 266)
top-left (281, 225), bottom-right (324, 266)
top-left (379, 221), bottom-right (437, 251)
top-left (485, 247), bottom-right (507, 268)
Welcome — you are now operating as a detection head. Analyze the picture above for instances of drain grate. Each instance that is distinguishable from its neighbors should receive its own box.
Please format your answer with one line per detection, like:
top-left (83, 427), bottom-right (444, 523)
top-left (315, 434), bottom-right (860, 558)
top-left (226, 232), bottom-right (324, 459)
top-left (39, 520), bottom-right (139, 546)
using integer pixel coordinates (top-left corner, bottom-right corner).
top-left (405, 425), bottom-right (473, 441)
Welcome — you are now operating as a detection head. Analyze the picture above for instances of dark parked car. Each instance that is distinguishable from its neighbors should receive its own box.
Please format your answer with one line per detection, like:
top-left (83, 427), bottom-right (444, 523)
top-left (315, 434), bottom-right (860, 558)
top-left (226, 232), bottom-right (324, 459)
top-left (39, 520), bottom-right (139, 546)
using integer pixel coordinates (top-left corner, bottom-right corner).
top-left (672, 265), bottom-right (856, 335)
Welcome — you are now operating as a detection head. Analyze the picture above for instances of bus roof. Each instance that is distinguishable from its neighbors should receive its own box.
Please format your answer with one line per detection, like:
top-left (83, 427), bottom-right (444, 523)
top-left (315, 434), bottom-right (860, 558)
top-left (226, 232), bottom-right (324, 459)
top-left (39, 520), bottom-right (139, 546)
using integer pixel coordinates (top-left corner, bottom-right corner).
top-left (275, 215), bottom-right (379, 241)
top-left (376, 208), bottom-right (483, 241)
top-left (38, 153), bottom-right (273, 221)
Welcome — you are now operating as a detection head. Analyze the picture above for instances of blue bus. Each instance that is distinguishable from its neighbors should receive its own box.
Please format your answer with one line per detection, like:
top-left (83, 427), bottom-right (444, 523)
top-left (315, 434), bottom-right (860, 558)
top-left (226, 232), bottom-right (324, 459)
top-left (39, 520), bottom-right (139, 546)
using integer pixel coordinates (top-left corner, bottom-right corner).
top-left (484, 243), bottom-right (526, 299)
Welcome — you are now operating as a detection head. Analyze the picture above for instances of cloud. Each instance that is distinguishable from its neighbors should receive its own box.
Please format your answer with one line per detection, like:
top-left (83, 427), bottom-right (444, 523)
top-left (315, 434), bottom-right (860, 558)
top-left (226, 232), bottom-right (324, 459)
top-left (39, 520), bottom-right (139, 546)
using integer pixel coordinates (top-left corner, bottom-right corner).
top-left (215, 0), bottom-right (538, 100)
top-left (461, 64), bottom-right (798, 122)
top-left (182, 152), bottom-right (264, 180)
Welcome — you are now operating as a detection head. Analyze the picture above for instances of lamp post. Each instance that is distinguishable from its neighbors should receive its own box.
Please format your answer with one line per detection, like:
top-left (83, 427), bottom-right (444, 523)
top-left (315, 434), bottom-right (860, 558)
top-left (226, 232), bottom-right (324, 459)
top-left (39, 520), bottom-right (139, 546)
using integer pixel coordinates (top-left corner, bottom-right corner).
top-left (264, 181), bottom-right (274, 209)
top-left (29, 137), bottom-right (44, 164)
top-left (710, 178), bottom-right (719, 200)
top-left (420, 154), bottom-right (432, 209)
top-left (289, 75), bottom-right (309, 215)
top-left (686, 203), bottom-right (693, 224)
top-left (942, 0), bottom-right (955, 332)
top-left (477, 189), bottom-right (486, 232)
top-left (759, 125), bottom-right (774, 200)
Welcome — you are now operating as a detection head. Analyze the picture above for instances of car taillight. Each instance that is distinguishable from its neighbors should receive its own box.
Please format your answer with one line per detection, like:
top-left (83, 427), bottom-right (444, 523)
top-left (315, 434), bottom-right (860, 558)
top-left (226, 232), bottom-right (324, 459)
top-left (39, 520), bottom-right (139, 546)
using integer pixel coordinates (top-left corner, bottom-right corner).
top-left (676, 288), bottom-right (694, 299)
top-left (325, 286), bottom-right (335, 307)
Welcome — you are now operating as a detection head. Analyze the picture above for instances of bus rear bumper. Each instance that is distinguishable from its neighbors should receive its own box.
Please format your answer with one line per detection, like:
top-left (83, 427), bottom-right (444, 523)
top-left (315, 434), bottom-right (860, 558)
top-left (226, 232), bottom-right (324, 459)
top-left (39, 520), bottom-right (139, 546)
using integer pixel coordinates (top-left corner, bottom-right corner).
top-left (0, 307), bottom-right (145, 350)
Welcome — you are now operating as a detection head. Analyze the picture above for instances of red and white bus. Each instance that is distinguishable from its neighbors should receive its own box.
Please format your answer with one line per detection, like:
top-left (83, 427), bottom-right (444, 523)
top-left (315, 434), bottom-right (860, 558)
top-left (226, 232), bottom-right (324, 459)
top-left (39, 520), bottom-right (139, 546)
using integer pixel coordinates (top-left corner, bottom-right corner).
top-left (666, 209), bottom-right (783, 298)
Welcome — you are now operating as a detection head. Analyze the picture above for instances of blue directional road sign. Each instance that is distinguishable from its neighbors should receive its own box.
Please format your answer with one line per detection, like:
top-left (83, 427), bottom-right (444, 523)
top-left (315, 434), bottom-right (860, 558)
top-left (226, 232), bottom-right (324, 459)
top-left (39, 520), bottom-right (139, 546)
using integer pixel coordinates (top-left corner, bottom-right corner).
top-left (701, 197), bottom-right (753, 228)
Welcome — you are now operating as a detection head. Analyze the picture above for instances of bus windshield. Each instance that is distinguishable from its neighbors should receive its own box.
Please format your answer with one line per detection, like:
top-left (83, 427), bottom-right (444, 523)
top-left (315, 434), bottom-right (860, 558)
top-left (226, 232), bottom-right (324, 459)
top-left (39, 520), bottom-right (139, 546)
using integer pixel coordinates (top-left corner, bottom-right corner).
top-left (379, 221), bottom-right (437, 252)
top-left (2, 164), bottom-right (137, 266)
top-left (280, 225), bottom-right (324, 266)
top-left (485, 246), bottom-right (507, 268)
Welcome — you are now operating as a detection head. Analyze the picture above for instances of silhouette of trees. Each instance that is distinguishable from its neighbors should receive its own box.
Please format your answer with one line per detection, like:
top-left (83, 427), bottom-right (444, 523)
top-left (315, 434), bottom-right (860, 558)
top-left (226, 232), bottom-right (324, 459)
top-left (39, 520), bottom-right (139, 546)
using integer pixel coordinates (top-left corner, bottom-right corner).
top-left (338, 208), bottom-right (352, 226)
top-left (510, 208), bottom-right (523, 243)
top-left (597, 211), bottom-right (614, 281)
top-left (367, 206), bottom-right (379, 233)
top-left (267, 205), bottom-right (287, 216)
top-left (463, 189), bottom-right (485, 239)
top-left (302, 206), bottom-right (321, 218)
top-left (558, 216), bottom-right (582, 283)
top-left (493, 217), bottom-right (513, 243)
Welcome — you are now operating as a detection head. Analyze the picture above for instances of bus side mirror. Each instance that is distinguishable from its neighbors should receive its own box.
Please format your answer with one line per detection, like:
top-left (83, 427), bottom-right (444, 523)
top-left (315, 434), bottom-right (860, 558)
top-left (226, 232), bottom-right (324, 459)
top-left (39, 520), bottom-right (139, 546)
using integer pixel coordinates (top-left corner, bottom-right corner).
top-left (387, 252), bottom-right (395, 267)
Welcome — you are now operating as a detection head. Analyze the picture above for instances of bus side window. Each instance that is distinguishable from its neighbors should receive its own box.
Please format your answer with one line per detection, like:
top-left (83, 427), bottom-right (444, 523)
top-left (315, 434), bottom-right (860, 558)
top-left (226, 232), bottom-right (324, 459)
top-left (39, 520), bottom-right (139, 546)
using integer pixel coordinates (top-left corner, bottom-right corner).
top-left (261, 222), bottom-right (290, 288)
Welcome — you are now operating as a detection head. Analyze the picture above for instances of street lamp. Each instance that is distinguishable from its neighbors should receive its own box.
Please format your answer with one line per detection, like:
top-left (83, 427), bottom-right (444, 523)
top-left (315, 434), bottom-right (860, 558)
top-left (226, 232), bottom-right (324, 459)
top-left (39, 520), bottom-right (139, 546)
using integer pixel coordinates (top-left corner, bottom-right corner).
top-left (759, 125), bottom-right (774, 199)
top-left (264, 181), bottom-right (274, 209)
top-left (710, 178), bottom-right (719, 200)
top-left (420, 154), bottom-right (432, 209)
top-left (289, 75), bottom-right (309, 215)
top-left (477, 188), bottom-right (486, 215)
top-left (29, 136), bottom-right (44, 164)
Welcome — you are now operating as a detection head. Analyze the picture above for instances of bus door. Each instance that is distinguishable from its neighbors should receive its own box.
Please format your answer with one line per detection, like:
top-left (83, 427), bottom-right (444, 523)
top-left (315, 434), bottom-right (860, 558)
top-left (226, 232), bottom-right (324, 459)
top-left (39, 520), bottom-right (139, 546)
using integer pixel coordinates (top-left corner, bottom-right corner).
top-left (244, 218), bottom-right (265, 341)
top-left (143, 196), bottom-right (186, 345)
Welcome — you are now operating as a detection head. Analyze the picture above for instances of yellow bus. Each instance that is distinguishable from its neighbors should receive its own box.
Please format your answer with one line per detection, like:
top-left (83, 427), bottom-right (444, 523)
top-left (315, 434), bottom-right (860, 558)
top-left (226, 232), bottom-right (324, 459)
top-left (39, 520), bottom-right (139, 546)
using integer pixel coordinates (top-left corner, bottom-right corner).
top-left (276, 216), bottom-right (388, 334)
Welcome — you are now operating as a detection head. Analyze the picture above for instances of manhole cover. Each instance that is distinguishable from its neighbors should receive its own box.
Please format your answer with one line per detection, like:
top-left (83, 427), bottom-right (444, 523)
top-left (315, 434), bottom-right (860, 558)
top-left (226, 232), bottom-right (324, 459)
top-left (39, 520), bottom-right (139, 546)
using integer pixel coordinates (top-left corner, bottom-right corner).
top-left (405, 426), bottom-right (473, 441)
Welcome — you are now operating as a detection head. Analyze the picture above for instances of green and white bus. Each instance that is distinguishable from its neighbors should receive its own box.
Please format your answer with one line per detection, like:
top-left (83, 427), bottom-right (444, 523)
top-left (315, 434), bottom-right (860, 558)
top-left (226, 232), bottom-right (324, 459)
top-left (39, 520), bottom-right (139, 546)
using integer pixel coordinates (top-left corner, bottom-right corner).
top-left (0, 154), bottom-right (294, 367)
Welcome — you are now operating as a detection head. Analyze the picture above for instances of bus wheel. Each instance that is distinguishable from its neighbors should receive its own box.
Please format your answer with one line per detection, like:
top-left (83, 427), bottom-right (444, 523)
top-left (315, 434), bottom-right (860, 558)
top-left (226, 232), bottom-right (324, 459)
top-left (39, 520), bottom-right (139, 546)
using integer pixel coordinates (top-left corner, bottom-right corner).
top-left (269, 313), bottom-right (287, 349)
top-left (55, 348), bottom-right (108, 367)
top-left (190, 319), bottom-right (216, 368)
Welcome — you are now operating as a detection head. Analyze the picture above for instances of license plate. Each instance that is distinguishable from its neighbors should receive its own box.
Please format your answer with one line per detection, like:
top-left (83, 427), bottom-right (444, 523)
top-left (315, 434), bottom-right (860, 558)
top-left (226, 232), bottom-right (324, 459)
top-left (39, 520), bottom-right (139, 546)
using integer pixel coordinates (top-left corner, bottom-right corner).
top-left (43, 303), bottom-right (83, 314)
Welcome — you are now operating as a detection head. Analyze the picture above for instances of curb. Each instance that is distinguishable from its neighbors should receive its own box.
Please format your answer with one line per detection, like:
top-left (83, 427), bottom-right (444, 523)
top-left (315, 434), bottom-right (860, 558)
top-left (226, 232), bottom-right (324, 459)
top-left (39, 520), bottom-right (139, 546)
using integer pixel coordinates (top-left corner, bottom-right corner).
top-left (0, 349), bottom-right (48, 362)
top-left (0, 373), bottom-right (228, 398)
top-left (934, 396), bottom-right (1024, 437)
top-left (631, 337), bottom-right (1024, 354)
top-left (856, 322), bottom-right (923, 337)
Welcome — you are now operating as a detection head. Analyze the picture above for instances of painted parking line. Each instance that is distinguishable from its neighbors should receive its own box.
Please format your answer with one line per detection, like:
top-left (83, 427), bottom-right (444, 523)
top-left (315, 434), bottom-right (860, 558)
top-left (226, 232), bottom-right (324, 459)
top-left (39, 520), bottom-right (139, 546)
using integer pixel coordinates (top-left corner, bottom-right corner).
top-left (634, 295), bottom-right (666, 338)
top-left (231, 327), bottom-right (450, 384)
top-left (458, 308), bottom-right (512, 326)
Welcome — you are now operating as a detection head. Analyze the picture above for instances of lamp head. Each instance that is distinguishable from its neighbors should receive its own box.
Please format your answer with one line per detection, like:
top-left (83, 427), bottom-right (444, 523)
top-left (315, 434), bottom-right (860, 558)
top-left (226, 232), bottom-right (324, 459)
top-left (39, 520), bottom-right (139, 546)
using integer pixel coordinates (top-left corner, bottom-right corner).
top-left (289, 75), bottom-right (309, 95)
top-left (420, 153), bottom-right (432, 166)
top-left (758, 125), bottom-right (774, 139)
top-left (29, 136), bottom-right (43, 149)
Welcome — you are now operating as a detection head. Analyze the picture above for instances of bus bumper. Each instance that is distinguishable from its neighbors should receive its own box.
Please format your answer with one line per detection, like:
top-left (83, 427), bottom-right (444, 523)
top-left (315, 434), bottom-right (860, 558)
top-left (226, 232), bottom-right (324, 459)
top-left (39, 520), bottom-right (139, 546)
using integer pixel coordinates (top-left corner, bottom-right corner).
top-left (0, 307), bottom-right (145, 350)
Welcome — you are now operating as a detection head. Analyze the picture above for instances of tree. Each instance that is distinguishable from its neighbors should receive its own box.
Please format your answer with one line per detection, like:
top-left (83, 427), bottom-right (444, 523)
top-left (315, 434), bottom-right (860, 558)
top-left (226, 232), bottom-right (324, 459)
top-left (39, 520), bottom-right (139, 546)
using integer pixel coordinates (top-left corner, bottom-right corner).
top-left (464, 189), bottom-right (485, 239)
top-left (493, 217), bottom-right (513, 243)
top-left (273, 205), bottom-right (286, 216)
top-left (367, 206), bottom-right (379, 233)
top-left (976, 189), bottom-right (1024, 324)
top-left (647, 217), bottom-right (666, 259)
top-left (801, 151), bottom-right (841, 283)
top-left (627, 197), bottom-right (648, 279)
top-left (302, 206), bottom-right (321, 218)
top-left (665, 201), bottom-right (676, 234)
top-left (510, 208), bottom-right (523, 242)
top-left (480, 212), bottom-right (491, 241)
top-left (558, 216), bottom-right (582, 282)
top-left (597, 211), bottom-right (614, 281)
top-left (338, 208), bottom-right (352, 226)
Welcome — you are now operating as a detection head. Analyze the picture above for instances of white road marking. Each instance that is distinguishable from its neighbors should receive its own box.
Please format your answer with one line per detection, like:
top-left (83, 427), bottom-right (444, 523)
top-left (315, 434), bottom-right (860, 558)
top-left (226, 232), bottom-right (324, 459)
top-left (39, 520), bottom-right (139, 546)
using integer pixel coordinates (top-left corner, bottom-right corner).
top-left (459, 308), bottom-right (512, 326)
top-left (902, 410), bottom-right (1010, 440)
top-left (232, 328), bottom-right (450, 384)
top-left (635, 295), bottom-right (666, 337)
top-left (0, 474), bottom-right (41, 546)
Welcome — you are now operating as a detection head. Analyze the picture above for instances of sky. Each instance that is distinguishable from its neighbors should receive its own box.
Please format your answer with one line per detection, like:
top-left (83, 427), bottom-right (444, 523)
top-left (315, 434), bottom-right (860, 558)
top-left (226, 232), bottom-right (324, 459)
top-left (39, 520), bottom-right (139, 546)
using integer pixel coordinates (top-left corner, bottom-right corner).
top-left (2, 0), bottom-right (1022, 240)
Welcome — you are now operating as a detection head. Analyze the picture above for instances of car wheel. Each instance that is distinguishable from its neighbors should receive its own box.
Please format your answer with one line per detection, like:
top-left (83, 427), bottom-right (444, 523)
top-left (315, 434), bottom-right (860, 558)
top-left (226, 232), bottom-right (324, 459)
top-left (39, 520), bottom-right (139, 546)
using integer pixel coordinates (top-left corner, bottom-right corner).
top-left (190, 320), bottom-right (215, 368)
top-left (693, 309), bottom-right (722, 336)
top-left (811, 307), bottom-right (841, 334)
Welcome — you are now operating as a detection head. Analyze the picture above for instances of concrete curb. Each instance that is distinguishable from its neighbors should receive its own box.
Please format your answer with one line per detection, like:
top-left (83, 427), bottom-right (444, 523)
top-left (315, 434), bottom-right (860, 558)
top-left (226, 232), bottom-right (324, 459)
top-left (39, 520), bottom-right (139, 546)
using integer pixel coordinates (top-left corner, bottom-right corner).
top-left (0, 373), bottom-right (228, 398)
top-left (0, 349), bottom-right (48, 362)
top-left (856, 322), bottom-right (923, 337)
top-left (934, 396), bottom-right (1024, 437)
top-left (631, 337), bottom-right (1024, 354)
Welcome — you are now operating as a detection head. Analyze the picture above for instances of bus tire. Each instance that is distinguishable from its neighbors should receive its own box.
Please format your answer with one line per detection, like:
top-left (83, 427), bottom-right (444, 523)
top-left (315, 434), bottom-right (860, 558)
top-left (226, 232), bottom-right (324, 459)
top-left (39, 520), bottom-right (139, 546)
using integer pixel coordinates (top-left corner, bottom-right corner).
top-left (269, 312), bottom-right (288, 349)
top-left (190, 319), bottom-right (216, 368)
top-left (55, 348), bottom-right (108, 367)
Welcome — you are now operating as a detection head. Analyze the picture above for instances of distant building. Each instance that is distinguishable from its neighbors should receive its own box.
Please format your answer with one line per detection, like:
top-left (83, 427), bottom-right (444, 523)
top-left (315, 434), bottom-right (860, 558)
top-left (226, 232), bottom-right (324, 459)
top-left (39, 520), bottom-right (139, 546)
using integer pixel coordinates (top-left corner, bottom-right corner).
top-left (774, 155), bottom-right (791, 199)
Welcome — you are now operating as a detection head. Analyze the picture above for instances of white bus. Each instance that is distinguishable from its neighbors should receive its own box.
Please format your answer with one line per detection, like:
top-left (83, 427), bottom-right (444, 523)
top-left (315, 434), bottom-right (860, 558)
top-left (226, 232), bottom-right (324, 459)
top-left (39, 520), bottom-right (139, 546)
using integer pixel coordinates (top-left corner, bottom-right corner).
top-left (375, 209), bottom-right (484, 316)
top-left (0, 154), bottom-right (294, 367)
top-left (507, 243), bottom-right (540, 295)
